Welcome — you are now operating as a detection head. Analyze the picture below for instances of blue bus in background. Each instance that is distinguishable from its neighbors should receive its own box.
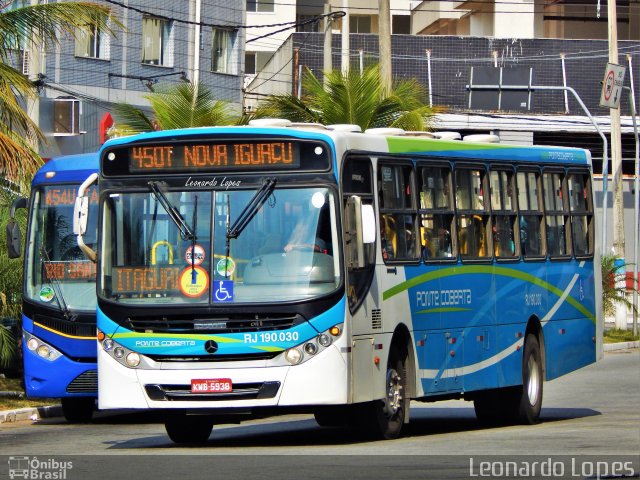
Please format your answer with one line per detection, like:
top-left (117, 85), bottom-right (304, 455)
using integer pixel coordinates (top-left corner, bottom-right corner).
top-left (7, 153), bottom-right (98, 422)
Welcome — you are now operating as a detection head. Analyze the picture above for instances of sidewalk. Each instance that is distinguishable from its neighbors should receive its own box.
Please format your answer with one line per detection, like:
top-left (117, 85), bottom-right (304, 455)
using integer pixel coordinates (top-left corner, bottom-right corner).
top-left (1, 342), bottom-right (637, 424)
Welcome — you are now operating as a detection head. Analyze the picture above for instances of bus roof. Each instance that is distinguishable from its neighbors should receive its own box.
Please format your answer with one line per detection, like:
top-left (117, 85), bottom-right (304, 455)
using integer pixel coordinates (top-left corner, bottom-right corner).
top-left (101, 124), bottom-right (591, 167)
top-left (33, 152), bottom-right (99, 186)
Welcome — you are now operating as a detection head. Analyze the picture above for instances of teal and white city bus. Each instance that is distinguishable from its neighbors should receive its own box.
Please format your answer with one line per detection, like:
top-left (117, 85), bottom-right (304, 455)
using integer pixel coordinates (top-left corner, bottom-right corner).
top-left (76, 120), bottom-right (601, 443)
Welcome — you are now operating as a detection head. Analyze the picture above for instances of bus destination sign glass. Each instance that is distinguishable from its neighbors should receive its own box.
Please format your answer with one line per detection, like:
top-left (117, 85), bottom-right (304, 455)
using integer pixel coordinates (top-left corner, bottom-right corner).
top-left (113, 141), bottom-right (303, 174)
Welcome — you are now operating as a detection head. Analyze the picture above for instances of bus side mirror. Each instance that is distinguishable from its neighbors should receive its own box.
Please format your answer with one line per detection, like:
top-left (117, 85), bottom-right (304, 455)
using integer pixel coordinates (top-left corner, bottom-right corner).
top-left (73, 173), bottom-right (98, 262)
top-left (6, 197), bottom-right (27, 259)
top-left (345, 196), bottom-right (374, 268)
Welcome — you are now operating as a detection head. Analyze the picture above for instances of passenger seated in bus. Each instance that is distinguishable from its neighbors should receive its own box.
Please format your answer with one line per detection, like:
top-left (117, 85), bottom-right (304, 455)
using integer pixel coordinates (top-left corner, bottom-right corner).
top-left (381, 214), bottom-right (396, 260)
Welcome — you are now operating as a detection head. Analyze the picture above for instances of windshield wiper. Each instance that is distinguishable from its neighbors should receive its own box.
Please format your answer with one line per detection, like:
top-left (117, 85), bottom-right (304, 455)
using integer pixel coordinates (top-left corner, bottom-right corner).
top-left (225, 177), bottom-right (277, 262)
top-left (39, 246), bottom-right (74, 321)
top-left (226, 178), bottom-right (277, 240)
top-left (148, 181), bottom-right (195, 241)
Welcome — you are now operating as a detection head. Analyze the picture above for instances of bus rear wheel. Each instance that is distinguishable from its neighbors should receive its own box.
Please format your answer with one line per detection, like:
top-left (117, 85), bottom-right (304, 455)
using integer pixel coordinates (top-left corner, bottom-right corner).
top-left (165, 414), bottom-right (214, 444)
top-left (61, 397), bottom-right (95, 423)
top-left (359, 345), bottom-right (408, 439)
top-left (473, 333), bottom-right (543, 425)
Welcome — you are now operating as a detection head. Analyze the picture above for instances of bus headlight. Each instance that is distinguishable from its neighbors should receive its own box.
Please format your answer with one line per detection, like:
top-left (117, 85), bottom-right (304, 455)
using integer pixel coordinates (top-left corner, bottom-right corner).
top-left (23, 332), bottom-right (62, 362)
top-left (285, 348), bottom-right (303, 365)
top-left (280, 324), bottom-right (343, 366)
top-left (126, 352), bottom-right (141, 367)
top-left (99, 335), bottom-right (147, 369)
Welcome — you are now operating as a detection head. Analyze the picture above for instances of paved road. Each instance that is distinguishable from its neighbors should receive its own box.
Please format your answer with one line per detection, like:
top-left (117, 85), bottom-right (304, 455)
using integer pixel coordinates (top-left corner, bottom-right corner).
top-left (1, 350), bottom-right (638, 479)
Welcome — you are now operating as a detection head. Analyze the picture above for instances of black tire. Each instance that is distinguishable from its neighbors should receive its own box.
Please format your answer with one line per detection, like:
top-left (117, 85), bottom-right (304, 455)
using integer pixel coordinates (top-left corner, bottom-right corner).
top-left (165, 414), bottom-right (214, 444)
top-left (61, 397), bottom-right (95, 423)
top-left (517, 333), bottom-right (543, 424)
top-left (358, 345), bottom-right (409, 440)
top-left (473, 333), bottom-right (543, 426)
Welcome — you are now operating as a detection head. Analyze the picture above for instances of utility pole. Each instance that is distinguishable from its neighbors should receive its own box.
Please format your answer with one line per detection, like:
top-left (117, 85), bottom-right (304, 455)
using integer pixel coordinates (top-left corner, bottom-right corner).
top-left (341, 0), bottom-right (349, 74)
top-left (608, 0), bottom-right (628, 330)
top-left (379, 0), bottom-right (392, 94)
top-left (323, 1), bottom-right (332, 87)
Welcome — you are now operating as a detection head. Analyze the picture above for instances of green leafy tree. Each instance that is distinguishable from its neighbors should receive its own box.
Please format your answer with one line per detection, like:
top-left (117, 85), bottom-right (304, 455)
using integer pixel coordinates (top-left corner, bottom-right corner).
top-left (1, 1), bottom-right (119, 186)
top-left (601, 253), bottom-right (638, 318)
top-left (111, 82), bottom-right (238, 135)
top-left (255, 64), bottom-right (436, 131)
top-left (0, 190), bottom-right (26, 369)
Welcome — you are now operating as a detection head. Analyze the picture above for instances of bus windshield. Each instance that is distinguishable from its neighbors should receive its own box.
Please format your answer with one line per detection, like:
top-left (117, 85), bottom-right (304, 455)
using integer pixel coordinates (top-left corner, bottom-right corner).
top-left (100, 186), bottom-right (341, 304)
top-left (25, 185), bottom-right (98, 311)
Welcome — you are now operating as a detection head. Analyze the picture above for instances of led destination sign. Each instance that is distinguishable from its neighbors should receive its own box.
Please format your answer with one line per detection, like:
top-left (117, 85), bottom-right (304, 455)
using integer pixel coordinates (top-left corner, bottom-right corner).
top-left (128, 141), bottom-right (299, 173)
top-left (102, 138), bottom-right (331, 176)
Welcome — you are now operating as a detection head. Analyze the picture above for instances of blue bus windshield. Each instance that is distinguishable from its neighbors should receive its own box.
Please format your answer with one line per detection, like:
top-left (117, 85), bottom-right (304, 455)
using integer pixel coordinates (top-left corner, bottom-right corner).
top-left (25, 185), bottom-right (98, 311)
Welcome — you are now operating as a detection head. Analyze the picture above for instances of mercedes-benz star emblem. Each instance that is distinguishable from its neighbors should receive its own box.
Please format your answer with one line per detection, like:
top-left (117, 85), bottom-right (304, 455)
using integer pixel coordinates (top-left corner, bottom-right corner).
top-left (204, 340), bottom-right (218, 354)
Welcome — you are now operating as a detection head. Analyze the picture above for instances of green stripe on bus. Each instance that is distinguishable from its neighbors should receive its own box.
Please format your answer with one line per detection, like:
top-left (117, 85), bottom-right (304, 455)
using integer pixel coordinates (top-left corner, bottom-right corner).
top-left (416, 307), bottom-right (472, 314)
top-left (383, 265), bottom-right (595, 323)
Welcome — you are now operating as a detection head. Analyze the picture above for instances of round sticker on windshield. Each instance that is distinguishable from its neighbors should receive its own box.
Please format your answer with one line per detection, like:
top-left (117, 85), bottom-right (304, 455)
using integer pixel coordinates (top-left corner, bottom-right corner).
top-left (216, 257), bottom-right (235, 277)
top-left (179, 266), bottom-right (209, 298)
top-left (39, 286), bottom-right (55, 303)
top-left (185, 244), bottom-right (205, 266)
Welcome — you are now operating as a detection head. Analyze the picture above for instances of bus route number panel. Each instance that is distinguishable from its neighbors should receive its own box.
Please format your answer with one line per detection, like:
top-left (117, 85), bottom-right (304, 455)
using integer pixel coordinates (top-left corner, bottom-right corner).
top-left (101, 139), bottom-right (331, 175)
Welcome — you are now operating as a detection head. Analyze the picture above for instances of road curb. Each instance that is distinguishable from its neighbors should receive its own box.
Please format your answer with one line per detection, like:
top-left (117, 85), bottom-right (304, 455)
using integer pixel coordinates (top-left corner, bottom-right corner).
top-left (603, 340), bottom-right (640, 351)
top-left (0, 404), bottom-right (62, 424)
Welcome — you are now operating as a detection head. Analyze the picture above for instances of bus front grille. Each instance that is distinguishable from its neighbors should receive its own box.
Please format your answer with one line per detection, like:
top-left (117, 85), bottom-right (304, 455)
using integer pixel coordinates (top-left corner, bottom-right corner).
top-left (34, 315), bottom-right (96, 338)
top-left (125, 313), bottom-right (303, 334)
top-left (144, 381), bottom-right (280, 401)
top-left (66, 370), bottom-right (98, 394)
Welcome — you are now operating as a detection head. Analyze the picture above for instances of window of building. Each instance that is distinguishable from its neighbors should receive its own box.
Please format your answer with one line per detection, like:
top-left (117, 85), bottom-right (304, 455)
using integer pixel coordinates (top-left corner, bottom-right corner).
top-left (543, 170), bottom-right (571, 258)
top-left (75, 16), bottom-right (110, 60)
top-left (245, 52), bottom-right (256, 75)
top-left (247, 0), bottom-right (274, 13)
top-left (455, 167), bottom-right (490, 259)
top-left (567, 172), bottom-right (593, 257)
top-left (490, 169), bottom-right (518, 259)
top-left (53, 98), bottom-right (81, 135)
top-left (378, 163), bottom-right (418, 262)
top-left (517, 169), bottom-right (545, 258)
top-left (142, 16), bottom-right (172, 66)
top-left (418, 165), bottom-right (455, 260)
top-left (350, 15), bottom-right (372, 33)
top-left (392, 15), bottom-right (410, 34)
top-left (212, 29), bottom-right (235, 74)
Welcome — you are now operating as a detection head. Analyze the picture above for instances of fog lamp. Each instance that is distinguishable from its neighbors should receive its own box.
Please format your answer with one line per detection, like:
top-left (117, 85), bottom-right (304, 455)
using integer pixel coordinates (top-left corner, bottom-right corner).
top-left (103, 338), bottom-right (114, 351)
top-left (113, 347), bottom-right (125, 359)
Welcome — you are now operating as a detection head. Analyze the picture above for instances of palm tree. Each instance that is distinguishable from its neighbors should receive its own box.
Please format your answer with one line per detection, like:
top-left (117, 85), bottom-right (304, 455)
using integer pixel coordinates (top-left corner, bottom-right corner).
top-left (1, 1), bottom-right (119, 186)
top-left (111, 82), bottom-right (238, 135)
top-left (0, 190), bottom-right (25, 368)
top-left (255, 64), bottom-right (436, 131)
top-left (601, 253), bottom-right (638, 318)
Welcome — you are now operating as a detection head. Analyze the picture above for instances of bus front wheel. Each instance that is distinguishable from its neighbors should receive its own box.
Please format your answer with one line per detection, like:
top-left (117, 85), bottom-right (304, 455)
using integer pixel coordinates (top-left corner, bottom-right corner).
top-left (359, 344), bottom-right (408, 439)
top-left (61, 397), bottom-right (95, 423)
top-left (165, 414), bottom-right (214, 444)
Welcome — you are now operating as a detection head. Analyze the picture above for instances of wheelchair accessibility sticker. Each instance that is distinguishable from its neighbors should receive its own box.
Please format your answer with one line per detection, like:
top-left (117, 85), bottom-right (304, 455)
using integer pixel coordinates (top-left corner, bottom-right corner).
top-left (213, 280), bottom-right (234, 302)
